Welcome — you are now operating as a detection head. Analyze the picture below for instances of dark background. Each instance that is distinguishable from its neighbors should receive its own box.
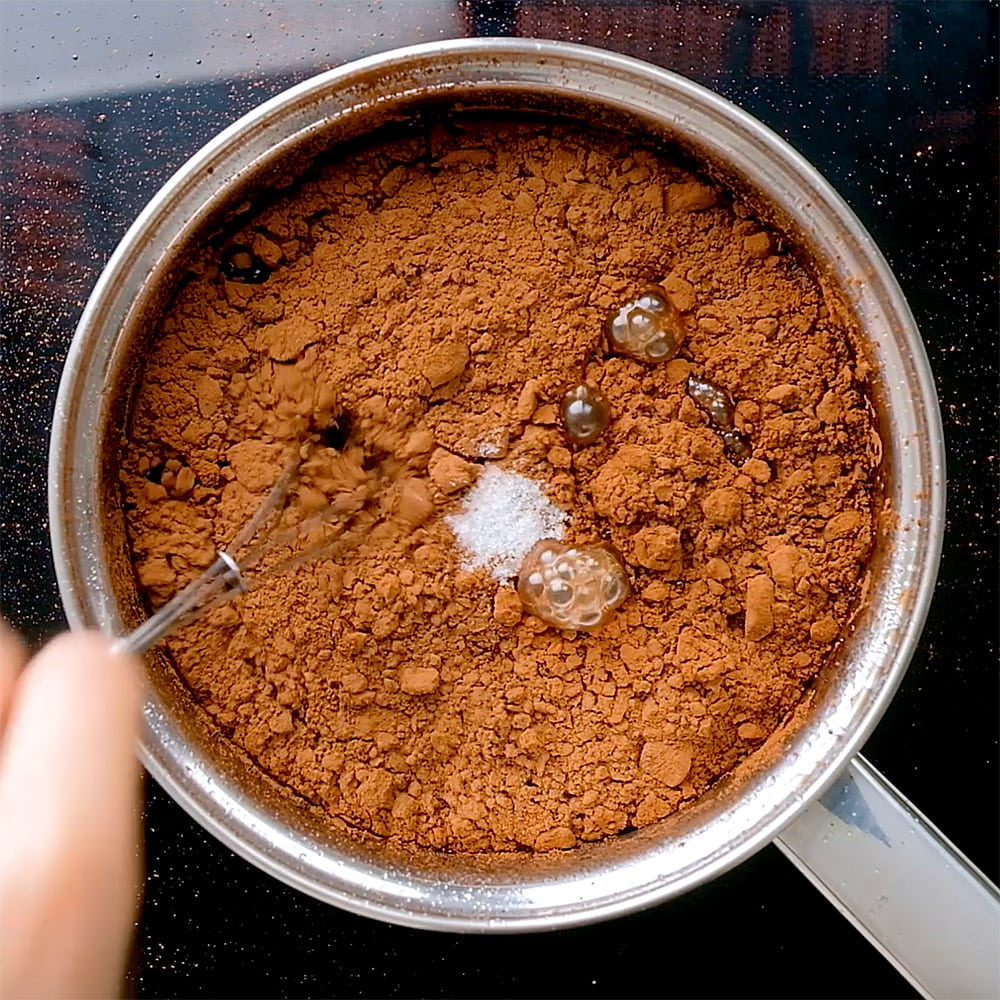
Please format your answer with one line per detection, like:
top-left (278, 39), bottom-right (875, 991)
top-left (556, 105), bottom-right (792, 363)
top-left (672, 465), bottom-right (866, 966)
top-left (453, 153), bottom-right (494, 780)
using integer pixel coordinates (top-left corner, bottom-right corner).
top-left (1, 2), bottom-right (996, 997)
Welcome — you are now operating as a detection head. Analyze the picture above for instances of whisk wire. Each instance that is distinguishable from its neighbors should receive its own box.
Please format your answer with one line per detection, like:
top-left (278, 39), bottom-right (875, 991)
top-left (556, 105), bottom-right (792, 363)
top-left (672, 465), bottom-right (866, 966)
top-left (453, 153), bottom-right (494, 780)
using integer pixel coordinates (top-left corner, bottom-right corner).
top-left (112, 454), bottom-right (388, 657)
top-left (111, 551), bottom-right (247, 657)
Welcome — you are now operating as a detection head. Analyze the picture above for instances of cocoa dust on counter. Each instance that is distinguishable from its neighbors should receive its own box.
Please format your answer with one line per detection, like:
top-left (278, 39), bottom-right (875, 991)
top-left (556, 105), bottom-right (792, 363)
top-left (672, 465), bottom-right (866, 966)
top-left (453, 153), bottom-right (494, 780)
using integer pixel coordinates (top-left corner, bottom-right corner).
top-left (121, 117), bottom-right (880, 852)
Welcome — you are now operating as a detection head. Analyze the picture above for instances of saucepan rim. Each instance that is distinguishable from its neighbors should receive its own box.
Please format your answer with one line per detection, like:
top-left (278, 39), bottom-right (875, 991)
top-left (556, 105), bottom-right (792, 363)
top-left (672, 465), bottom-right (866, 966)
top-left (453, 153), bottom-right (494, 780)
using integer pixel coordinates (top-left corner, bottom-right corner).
top-left (48, 38), bottom-right (945, 931)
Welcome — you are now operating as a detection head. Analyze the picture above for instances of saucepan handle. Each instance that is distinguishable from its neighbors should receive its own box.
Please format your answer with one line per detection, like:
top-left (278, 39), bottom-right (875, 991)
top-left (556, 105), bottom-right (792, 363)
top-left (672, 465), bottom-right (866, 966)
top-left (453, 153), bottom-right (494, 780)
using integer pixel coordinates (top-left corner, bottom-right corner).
top-left (774, 755), bottom-right (1000, 999)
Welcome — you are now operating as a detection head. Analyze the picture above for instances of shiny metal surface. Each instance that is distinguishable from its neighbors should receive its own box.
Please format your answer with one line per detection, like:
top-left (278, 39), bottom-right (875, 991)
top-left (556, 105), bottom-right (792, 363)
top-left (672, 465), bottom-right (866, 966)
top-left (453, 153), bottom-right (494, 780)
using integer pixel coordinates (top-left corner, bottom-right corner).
top-left (776, 758), bottom-right (1000, 1000)
top-left (49, 40), bottom-right (946, 930)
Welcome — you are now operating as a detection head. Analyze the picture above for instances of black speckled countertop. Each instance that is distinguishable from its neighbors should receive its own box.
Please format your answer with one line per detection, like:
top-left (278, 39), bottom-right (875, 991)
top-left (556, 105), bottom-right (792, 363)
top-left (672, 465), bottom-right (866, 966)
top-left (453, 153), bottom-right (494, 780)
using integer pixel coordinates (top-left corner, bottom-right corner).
top-left (1, 3), bottom-right (996, 997)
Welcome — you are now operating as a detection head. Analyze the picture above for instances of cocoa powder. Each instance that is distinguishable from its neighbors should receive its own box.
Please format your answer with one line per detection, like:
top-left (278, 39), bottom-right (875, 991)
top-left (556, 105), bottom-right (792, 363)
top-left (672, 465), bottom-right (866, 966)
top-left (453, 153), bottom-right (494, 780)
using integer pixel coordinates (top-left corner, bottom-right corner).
top-left (120, 117), bottom-right (879, 852)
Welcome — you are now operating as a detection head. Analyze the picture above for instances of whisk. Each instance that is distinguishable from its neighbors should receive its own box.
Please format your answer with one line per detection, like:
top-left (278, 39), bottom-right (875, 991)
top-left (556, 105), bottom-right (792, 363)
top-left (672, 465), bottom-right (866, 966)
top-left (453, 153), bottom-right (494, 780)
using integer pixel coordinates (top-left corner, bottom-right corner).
top-left (111, 454), bottom-right (381, 657)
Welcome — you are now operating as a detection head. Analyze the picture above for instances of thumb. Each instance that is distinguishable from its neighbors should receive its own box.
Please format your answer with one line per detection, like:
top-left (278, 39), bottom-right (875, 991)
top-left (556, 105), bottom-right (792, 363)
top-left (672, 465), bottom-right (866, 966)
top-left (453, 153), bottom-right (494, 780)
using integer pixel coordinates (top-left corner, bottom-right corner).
top-left (0, 631), bottom-right (143, 1000)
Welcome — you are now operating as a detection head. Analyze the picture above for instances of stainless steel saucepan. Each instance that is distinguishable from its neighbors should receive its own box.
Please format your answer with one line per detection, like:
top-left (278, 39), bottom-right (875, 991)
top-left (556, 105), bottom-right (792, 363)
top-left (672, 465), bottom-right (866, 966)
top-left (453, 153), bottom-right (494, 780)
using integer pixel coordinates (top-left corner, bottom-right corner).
top-left (48, 39), bottom-right (998, 998)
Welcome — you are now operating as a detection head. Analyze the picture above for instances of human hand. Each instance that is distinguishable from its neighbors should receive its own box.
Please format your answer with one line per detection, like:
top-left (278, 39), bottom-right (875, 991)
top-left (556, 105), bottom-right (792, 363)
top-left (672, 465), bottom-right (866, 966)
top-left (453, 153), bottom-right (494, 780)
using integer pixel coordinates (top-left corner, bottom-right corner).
top-left (0, 624), bottom-right (142, 1000)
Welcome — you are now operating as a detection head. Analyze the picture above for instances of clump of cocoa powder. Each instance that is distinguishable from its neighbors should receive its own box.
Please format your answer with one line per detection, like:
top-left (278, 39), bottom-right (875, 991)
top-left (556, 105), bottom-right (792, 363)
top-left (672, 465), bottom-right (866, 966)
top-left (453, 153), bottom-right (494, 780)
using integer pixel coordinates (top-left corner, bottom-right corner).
top-left (121, 117), bottom-right (879, 852)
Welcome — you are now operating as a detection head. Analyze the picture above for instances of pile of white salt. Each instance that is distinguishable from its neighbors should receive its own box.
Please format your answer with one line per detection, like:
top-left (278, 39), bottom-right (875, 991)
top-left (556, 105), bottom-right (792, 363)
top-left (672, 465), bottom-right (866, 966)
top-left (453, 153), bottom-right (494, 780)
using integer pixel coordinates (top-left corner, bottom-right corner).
top-left (445, 466), bottom-right (567, 580)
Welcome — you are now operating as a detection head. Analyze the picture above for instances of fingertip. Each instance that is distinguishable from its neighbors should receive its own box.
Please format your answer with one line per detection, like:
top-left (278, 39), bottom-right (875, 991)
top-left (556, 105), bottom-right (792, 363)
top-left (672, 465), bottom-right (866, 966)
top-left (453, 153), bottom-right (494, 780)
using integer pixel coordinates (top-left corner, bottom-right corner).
top-left (0, 629), bottom-right (143, 1000)
top-left (26, 630), bottom-right (143, 724)
top-left (37, 628), bottom-right (137, 669)
top-left (0, 620), bottom-right (28, 732)
top-left (0, 618), bottom-right (27, 659)
top-left (0, 630), bottom-right (143, 802)
top-left (0, 626), bottom-right (144, 869)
